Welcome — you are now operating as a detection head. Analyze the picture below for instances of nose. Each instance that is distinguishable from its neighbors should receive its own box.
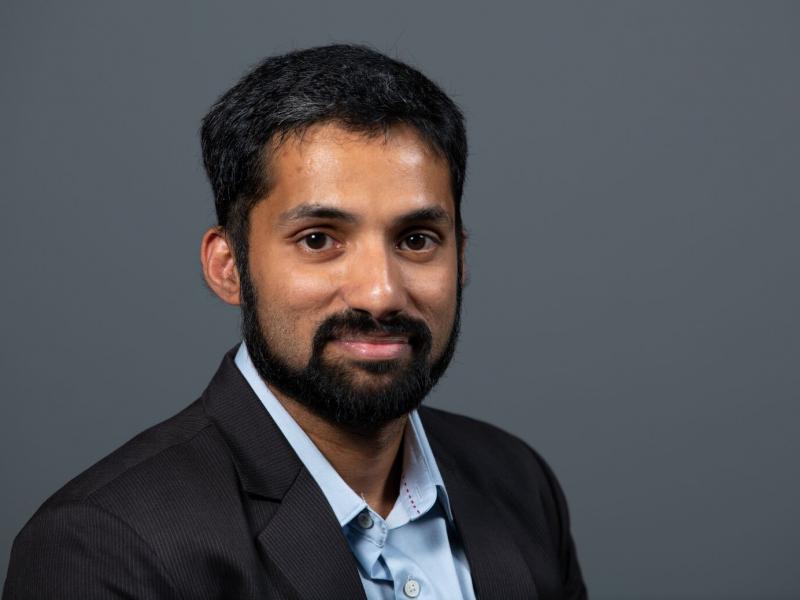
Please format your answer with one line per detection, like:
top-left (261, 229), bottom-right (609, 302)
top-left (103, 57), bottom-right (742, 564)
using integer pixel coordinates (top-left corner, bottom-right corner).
top-left (341, 241), bottom-right (408, 320)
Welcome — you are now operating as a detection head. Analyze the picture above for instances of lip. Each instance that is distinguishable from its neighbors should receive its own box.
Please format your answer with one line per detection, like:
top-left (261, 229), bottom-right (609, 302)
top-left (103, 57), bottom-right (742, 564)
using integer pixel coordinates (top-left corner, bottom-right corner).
top-left (331, 336), bottom-right (411, 360)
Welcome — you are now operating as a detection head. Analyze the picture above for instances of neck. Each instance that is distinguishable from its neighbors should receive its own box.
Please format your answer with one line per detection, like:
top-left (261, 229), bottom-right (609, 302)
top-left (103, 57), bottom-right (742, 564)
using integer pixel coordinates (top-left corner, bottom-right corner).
top-left (272, 388), bottom-right (406, 519)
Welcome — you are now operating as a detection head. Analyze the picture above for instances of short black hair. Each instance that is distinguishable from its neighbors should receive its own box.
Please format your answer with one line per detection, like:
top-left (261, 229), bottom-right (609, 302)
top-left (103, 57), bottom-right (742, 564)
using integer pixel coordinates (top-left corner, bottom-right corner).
top-left (200, 44), bottom-right (467, 271)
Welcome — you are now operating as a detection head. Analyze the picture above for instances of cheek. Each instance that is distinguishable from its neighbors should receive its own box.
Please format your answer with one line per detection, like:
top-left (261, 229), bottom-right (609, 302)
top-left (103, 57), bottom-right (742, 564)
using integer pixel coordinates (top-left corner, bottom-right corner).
top-left (253, 253), bottom-right (339, 313)
top-left (251, 260), bottom-right (339, 364)
top-left (406, 264), bottom-right (459, 349)
top-left (285, 269), bottom-right (341, 317)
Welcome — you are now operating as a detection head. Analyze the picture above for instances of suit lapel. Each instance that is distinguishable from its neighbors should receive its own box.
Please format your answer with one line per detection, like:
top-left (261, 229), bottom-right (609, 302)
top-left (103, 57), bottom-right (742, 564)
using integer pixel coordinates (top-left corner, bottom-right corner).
top-left (443, 474), bottom-right (540, 600)
top-left (423, 414), bottom-right (540, 600)
top-left (202, 347), bottom-right (365, 599)
top-left (256, 468), bottom-right (366, 599)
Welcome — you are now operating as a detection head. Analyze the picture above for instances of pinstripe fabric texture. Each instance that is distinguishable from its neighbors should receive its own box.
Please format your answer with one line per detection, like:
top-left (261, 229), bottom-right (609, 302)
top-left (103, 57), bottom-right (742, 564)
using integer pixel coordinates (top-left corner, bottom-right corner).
top-left (3, 346), bottom-right (587, 599)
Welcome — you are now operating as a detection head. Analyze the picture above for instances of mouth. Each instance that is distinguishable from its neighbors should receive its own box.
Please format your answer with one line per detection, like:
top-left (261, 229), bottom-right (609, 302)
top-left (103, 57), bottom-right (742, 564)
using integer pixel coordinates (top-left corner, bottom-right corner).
top-left (329, 335), bottom-right (411, 360)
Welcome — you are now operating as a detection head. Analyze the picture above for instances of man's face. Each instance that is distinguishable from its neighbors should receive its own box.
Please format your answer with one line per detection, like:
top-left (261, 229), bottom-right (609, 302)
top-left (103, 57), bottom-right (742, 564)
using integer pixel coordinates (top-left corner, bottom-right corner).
top-left (240, 122), bottom-right (462, 428)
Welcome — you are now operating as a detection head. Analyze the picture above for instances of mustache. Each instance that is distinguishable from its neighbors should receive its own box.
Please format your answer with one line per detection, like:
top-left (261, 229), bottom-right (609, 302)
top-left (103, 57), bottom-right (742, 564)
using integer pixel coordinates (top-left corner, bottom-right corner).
top-left (311, 310), bottom-right (433, 354)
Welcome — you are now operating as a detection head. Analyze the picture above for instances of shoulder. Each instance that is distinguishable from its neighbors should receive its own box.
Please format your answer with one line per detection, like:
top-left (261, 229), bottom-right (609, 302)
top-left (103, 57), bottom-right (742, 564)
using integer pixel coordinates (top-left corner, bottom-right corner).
top-left (22, 398), bottom-right (250, 542)
top-left (38, 399), bottom-right (221, 513)
top-left (4, 400), bottom-right (229, 598)
top-left (419, 405), bottom-right (552, 478)
top-left (14, 397), bottom-right (247, 556)
top-left (419, 406), bottom-right (570, 526)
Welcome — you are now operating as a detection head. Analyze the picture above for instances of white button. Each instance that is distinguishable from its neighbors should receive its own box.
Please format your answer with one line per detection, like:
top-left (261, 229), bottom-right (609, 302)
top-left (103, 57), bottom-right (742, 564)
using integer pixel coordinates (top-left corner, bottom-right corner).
top-left (357, 512), bottom-right (374, 529)
top-left (403, 579), bottom-right (421, 598)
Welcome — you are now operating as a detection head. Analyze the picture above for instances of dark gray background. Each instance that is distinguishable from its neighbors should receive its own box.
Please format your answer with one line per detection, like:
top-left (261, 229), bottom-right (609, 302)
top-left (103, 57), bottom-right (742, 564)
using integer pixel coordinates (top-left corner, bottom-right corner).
top-left (2, 1), bottom-right (798, 598)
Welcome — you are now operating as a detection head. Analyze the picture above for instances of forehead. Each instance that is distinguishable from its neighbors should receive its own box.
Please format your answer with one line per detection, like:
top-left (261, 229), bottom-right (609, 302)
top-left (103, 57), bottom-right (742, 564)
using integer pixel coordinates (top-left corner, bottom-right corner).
top-left (259, 122), bottom-right (455, 221)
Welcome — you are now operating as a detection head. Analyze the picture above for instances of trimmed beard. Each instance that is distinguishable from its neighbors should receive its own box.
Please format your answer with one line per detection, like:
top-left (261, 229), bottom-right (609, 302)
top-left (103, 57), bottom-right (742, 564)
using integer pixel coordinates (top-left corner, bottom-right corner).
top-left (240, 270), bottom-right (461, 431)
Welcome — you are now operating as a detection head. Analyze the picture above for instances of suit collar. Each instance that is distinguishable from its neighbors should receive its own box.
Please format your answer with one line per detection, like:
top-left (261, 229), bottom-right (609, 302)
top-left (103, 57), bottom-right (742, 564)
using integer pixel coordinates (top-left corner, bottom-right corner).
top-left (200, 345), bottom-right (301, 500)
top-left (201, 346), bottom-right (367, 598)
top-left (233, 342), bottom-right (367, 527)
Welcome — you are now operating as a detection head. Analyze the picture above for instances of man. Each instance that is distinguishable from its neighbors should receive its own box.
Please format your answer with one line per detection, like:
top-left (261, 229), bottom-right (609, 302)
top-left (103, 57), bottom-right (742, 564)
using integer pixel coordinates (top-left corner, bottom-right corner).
top-left (4, 45), bottom-right (586, 599)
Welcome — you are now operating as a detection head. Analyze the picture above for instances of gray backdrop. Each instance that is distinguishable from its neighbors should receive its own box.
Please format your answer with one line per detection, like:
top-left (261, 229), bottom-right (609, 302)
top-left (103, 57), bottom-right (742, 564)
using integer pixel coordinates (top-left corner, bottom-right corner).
top-left (1, 2), bottom-right (798, 598)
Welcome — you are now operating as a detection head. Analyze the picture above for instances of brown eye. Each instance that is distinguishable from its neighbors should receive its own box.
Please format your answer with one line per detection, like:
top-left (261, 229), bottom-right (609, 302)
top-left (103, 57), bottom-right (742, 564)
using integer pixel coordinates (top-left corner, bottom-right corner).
top-left (400, 233), bottom-right (435, 252)
top-left (300, 232), bottom-right (334, 251)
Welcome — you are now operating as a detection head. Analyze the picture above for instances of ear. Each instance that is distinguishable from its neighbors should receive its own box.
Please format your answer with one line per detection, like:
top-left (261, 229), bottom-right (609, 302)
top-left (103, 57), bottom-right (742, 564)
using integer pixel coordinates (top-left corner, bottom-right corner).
top-left (200, 226), bottom-right (241, 305)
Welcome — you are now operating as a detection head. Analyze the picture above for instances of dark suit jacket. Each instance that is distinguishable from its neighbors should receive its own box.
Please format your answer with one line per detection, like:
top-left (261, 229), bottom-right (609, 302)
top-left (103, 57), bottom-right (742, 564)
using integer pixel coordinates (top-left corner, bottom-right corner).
top-left (3, 348), bottom-right (587, 599)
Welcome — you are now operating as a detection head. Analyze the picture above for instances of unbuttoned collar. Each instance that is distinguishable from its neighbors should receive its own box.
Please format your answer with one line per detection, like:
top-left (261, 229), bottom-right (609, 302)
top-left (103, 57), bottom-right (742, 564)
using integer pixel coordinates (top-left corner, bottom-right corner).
top-left (234, 342), bottom-right (455, 528)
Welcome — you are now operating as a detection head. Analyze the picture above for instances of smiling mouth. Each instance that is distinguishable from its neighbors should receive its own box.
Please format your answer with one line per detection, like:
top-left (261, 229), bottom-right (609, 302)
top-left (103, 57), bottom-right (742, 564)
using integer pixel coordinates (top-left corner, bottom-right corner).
top-left (330, 336), bottom-right (411, 360)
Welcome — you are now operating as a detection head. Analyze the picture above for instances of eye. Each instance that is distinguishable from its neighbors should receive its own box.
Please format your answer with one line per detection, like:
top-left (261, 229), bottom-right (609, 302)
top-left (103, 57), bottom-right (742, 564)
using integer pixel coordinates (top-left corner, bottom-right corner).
top-left (299, 232), bottom-right (337, 252)
top-left (399, 232), bottom-right (437, 252)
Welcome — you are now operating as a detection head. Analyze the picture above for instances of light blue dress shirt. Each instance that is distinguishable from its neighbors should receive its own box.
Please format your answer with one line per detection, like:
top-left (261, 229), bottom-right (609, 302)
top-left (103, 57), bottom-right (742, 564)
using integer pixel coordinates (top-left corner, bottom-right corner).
top-left (235, 343), bottom-right (476, 600)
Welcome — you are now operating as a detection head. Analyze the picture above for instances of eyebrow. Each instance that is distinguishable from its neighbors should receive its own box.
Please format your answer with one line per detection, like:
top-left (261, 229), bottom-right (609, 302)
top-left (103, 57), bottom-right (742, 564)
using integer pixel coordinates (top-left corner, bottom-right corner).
top-left (278, 204), bottom-right (358, 225)
top-left (277, 203), bottom-right (453, 228)
top-left (393, 206), bottom-right (452, 228)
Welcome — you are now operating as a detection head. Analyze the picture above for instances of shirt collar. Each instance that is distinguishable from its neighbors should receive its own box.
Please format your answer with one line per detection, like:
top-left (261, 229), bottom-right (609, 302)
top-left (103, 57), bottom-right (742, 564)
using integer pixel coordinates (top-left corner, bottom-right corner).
top-left (234, 342), bottom-right (454, 526)
top-left (402, 409), bottom-right (454, 523)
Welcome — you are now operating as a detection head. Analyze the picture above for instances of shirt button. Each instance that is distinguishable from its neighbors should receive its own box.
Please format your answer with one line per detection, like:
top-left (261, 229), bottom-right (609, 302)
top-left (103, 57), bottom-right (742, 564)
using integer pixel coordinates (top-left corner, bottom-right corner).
top-left (357, 511), bottom-right (374, 529)
top-left (403, 579), bottom-right (421, 598)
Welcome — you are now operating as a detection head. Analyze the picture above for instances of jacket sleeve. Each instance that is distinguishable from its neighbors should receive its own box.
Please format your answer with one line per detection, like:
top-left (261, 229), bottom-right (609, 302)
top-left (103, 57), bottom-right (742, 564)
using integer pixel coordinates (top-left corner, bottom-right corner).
top-left (3, 501), bottom-right (179, 600)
